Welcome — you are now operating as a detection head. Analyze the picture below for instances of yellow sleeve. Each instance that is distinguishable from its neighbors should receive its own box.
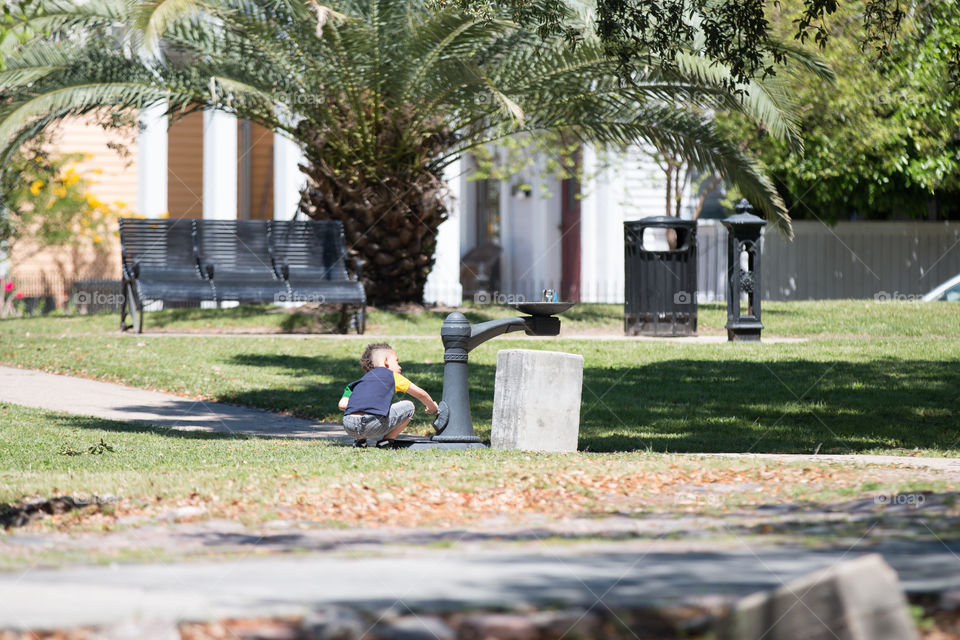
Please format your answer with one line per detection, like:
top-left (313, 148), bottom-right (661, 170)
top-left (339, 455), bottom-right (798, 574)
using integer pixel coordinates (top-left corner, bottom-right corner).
top-left (394, 372), bottom-right (411, 393)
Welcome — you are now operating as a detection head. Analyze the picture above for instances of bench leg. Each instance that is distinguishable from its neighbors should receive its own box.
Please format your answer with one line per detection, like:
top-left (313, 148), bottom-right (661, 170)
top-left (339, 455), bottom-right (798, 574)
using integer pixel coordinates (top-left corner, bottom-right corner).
top-left (355, 303), bottom-right (366, 335)
top-left (120, 283), bottom-right (129, 331)
top-left (121, 282), bottom-right (143, 334)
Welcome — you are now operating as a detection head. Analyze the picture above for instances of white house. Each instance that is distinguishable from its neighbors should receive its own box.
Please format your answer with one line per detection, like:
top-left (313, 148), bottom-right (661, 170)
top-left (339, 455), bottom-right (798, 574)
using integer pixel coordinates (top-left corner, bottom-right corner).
top-left (424, 144), bottom-right (700, 306)
top-left (10, 107), bottom-right (701, 306)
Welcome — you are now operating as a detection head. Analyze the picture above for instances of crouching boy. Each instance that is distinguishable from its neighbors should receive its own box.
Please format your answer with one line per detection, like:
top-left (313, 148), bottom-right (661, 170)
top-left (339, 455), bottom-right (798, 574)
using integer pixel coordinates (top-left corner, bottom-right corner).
top-left (339, 342), bottom-right (438, 444)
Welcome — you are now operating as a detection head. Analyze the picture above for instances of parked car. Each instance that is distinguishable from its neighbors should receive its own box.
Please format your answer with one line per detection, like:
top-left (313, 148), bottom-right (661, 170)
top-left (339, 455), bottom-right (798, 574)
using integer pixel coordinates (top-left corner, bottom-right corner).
top-left (923, 274), bottom-right (960, 301)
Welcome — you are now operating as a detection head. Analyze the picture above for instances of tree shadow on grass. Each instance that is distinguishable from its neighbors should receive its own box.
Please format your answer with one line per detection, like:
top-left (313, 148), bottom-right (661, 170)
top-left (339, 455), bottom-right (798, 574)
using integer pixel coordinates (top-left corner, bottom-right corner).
top-left (45, 412), bottom-right (259, 441)
top-left (212, 353), bottom-right (959, 454)
top-left (144, 305), bottom-right (275, 327)
top-left (576, 357), bottom-right (959, 453)
top-left (181, 495), bottom-right (960, 564)
top-left (171, 494), bottom-right (960, 608)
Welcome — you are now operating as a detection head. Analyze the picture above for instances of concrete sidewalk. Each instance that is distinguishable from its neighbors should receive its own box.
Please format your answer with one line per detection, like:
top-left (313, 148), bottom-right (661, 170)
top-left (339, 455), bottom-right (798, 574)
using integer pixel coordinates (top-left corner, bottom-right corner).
top-left (1, 541), bottom-right (959, 630)
top-left (0, 366), bottom-right (347, 441)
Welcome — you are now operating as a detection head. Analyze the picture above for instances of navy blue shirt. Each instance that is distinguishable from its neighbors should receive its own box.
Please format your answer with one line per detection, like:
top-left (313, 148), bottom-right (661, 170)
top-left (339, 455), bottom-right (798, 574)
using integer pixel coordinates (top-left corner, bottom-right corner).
top-left (343, 367), bottom-right (409, 416)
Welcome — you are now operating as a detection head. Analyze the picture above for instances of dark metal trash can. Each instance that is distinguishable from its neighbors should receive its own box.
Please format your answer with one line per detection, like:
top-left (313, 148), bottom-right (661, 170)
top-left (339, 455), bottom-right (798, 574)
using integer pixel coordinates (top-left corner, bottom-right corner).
top-left (624, 217), bottom-right (698, 336)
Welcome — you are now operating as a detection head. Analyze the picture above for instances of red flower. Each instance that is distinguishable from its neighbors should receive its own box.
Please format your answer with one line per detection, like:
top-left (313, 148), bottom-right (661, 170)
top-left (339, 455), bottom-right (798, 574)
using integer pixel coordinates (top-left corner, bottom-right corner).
top-left (3, 281), bottom-right (13, 292)
top-left (14, 292), bottom-right (24, 299)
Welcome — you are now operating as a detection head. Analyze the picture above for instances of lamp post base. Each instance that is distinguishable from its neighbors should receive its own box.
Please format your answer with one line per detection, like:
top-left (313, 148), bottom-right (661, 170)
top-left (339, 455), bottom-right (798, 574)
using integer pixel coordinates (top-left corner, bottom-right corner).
top-left (726, 320), bottom-right (763, 342)
top-left (407, 440), bottom-right (488, 451)
top-left (727, 328), bottom-right (762, 342)
top-left (358, 436), bottom-right (487, 450)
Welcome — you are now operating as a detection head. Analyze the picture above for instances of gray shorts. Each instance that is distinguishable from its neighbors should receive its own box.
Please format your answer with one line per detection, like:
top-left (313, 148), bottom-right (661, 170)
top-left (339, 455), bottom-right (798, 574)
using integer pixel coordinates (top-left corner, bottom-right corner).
top-left (343, 400), bottom-right (415, 441)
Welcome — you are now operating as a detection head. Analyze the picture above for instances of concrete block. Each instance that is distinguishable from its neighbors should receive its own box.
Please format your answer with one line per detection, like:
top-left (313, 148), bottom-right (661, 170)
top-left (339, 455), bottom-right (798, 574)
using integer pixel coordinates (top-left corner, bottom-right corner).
top-left (716, 554), bottom-right (918, 640)
top-left (455, 613), bottom-right (539, 640)
top-left (371, 615), bottom-right (455, 640)
top-left (302, 606), bottom-right (367, 640)
top-left (90, 617), bottom-right (179, 640)
top-left (491, 349), bottom-right (583, 452)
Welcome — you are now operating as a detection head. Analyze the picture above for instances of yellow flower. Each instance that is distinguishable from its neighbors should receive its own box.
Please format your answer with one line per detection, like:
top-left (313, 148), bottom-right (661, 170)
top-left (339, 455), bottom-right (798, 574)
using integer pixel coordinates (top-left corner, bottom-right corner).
top-left (55, 187), bottom-right (67, 198)
top-left (93, 235), bottom-right (102, 244)
top-left (29, 180), bottom-right (43, 195)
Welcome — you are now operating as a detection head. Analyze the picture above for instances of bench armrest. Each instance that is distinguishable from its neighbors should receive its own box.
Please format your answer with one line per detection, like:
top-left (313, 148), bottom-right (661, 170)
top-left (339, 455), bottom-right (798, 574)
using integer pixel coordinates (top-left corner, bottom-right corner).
top-left (266, 221), bottom-right (288, 279)
top-left (122, 261), bottom-right (139, 281)
top-left (352, 256), bottom-right (365, 281)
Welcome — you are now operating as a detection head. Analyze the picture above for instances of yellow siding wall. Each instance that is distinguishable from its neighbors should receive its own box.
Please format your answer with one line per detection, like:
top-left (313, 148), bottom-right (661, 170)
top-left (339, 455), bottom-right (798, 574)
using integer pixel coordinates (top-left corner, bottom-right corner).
top-left (10, 116), bottom-right (138, 299)
top-left (9, 112), bottom-right (277, 302)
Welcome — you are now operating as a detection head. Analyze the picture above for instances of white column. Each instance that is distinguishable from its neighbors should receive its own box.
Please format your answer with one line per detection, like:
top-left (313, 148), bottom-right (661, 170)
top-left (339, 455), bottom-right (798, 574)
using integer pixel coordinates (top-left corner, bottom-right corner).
top-left (202, 109), bottom-right (238, 220)
top-left (579, 144), bottom-right (639, 303)
top-left (273, 132), bottom-right (306, 220)
top-left (423, 158), bottom-right (463, 306)
top-left (579, 145), bottom-right (602, 302)
top-left (137, 101), bottom-right (168, 217)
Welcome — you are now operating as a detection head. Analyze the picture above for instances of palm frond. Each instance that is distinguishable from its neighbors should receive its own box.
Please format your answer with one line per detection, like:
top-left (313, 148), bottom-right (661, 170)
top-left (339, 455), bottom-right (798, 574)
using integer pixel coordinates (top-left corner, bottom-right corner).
top-left (0, 83), bottom-right (170, 153)
top-left (135, 0), bottom-right (210, 53)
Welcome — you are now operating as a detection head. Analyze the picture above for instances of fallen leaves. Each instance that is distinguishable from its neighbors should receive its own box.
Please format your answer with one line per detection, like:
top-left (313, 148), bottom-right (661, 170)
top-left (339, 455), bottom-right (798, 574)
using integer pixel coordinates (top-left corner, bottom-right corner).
top-left (2, 460), bottom-right (930, 533)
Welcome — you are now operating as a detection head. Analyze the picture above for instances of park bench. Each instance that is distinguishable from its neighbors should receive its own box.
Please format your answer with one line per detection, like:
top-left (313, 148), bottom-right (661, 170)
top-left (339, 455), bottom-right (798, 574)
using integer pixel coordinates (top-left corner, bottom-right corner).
top-left (119, 218), bottom-right (366, 334)
top-left (195, 220), bottom-right (291, 304)
top-left (270, 220), bottom-right (366, 334)
top-left (119, 218), bottom-right (216, 333)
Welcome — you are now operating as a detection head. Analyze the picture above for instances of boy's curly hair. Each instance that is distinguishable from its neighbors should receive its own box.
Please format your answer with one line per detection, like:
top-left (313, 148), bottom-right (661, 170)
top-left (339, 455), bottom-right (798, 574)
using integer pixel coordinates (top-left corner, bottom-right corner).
top-left (360, 343), bottom-right (394, 373)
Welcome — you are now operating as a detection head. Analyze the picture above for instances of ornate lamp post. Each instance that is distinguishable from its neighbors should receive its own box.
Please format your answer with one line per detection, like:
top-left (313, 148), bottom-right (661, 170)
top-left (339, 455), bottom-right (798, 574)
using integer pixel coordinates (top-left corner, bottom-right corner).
top-left (722, 200), bottom-right (767, 342)
top-left (403, 302), bottom-right (571, 450)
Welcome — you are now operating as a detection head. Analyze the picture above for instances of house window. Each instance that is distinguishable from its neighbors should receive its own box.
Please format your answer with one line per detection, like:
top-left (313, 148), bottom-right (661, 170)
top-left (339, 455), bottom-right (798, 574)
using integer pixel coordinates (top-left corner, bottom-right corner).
top-left (475, 179), bottom-right (501, 247)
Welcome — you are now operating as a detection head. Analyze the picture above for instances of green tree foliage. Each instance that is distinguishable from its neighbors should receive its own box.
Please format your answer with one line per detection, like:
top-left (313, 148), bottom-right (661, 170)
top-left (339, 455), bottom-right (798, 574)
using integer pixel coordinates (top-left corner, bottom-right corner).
top-left (715, 0), bottom-right (960, 221)
top-left (439, 0), bottom-right (917, 89)
top-left (0, 0), bottom-right (131, 251)
top-left (1, 0), bottom-right (803, 302)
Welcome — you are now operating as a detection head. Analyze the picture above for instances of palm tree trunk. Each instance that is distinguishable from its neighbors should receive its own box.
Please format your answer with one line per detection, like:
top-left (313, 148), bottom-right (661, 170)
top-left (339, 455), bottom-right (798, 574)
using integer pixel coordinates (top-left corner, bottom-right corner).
top-left (298, 161), bottom-right (448, 305)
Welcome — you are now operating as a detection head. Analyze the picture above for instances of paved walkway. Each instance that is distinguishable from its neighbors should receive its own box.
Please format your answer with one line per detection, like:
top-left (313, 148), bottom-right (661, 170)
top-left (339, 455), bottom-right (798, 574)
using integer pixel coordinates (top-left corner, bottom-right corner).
top-left (0, 366), bottom-right (347, 441)
top-left (1, 540), bottom-right (959, 629)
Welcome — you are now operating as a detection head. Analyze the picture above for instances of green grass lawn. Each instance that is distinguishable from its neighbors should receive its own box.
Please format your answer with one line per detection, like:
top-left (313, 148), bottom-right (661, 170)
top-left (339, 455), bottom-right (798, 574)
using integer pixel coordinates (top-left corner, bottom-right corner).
top-left (1, 403), bottom-right (948, 530)
top-left (0, 300), bottom-right (958, 556)
top-left (1, 301), bottom-right (957, 455)
top-left (5, 298), bottom-right (957, 337)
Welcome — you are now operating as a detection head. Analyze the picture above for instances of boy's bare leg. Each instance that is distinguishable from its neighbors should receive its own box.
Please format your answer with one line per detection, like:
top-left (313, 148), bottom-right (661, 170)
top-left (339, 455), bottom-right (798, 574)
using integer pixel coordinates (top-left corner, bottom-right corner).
top-left (384, 417), bottom-right (412, 440)
top-left (382, 400), bottom-right (415, 441)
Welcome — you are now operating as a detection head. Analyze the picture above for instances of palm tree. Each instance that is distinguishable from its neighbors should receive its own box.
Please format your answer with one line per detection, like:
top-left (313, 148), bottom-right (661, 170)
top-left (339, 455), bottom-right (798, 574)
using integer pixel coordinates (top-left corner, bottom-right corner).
top-left (0, 0), bottom-right (823, 304)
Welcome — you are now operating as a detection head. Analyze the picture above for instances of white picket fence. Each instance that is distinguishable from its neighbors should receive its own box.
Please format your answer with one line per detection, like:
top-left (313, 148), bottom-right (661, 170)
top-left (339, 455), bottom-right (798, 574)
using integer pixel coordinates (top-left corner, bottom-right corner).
top-left (574, 220), bottom-right (960, 303)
